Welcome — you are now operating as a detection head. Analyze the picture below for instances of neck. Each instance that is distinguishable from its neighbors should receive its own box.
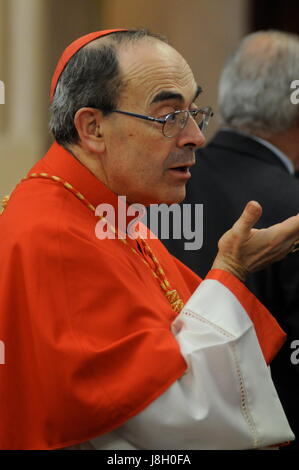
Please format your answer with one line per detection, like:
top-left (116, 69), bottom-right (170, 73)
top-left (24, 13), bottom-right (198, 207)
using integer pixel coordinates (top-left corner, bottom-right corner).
top-left (66, 144), bottom-right (109, 185)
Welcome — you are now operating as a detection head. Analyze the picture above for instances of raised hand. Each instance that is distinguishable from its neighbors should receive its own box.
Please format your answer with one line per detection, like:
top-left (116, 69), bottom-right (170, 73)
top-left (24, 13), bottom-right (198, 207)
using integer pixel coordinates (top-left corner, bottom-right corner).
top-left (211, 201), bottom-right (299, 282)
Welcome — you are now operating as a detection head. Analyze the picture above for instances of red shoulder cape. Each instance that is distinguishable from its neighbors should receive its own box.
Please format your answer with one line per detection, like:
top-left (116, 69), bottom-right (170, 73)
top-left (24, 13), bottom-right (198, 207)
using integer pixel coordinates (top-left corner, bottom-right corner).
top-left (0, 143), bottom-right (285, 449)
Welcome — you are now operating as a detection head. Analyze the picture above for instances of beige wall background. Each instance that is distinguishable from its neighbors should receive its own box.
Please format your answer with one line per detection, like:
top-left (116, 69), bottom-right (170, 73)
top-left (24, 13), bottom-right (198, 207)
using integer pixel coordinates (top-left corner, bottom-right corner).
top-left (0, 0), bottom-right (249, 200)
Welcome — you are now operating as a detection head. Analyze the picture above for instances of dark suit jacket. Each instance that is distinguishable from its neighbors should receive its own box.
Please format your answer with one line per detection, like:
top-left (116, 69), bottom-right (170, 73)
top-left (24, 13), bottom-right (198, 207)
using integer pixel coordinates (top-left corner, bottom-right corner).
top-left (164, 129), bottom-right (299, 448)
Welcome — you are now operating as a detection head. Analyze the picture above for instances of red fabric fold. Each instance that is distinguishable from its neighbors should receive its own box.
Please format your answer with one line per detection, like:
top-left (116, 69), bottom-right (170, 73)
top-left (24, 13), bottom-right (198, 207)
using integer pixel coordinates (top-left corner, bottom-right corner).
top-left (0, 144), bottom-right (196, 450)
top-left (0, 143), bottom-right (286, 449)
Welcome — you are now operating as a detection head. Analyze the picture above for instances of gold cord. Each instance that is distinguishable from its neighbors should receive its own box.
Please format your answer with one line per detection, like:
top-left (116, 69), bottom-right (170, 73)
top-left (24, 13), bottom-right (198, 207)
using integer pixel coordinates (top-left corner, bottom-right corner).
top-left (2, 173), bottom-right (184, 313)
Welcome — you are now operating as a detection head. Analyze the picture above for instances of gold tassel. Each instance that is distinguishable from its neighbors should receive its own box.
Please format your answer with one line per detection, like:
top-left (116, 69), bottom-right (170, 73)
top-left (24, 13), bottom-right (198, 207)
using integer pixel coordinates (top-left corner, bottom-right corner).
top-left (166, 289), bottom-right (184, 313)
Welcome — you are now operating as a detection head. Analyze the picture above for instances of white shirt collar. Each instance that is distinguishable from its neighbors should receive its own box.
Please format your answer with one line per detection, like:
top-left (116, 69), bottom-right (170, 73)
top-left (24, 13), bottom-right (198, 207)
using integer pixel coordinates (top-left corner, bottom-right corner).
top-left (221, 128), bottom-right (295, 175)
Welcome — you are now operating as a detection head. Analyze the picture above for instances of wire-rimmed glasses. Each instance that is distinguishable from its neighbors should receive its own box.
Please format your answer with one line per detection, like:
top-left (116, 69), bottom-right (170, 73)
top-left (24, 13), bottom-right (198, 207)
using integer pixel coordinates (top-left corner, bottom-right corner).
top-left (111, 106), bottom-right (213, 138)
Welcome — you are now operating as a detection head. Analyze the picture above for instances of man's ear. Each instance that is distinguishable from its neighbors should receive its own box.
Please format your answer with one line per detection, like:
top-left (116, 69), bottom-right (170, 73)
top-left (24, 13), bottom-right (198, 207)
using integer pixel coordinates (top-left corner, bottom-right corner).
top-left (74, 107), bottom-right (106, 154)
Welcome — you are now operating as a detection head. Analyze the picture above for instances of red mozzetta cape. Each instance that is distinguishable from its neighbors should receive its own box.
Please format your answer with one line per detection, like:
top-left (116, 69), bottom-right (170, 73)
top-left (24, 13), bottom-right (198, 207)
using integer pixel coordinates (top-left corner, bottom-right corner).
top-left (0, 143), bottom-right (285, 449)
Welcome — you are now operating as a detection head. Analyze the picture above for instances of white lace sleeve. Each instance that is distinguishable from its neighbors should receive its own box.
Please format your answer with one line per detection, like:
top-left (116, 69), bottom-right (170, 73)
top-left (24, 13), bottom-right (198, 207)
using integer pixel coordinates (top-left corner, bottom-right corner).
top-left (85, 278), bottom-right (294, 450)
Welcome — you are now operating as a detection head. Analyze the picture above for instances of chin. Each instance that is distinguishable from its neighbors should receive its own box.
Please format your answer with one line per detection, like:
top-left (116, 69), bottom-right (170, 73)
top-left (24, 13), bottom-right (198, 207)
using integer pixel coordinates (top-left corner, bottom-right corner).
top-left (144, 196), bottom-right (185, 206)
top-left (157, 194), bottom-right (186, 205)
top-left (164, 191), bottom-right (187, 205)
top-left (130, 188), bottom-right (186, 206)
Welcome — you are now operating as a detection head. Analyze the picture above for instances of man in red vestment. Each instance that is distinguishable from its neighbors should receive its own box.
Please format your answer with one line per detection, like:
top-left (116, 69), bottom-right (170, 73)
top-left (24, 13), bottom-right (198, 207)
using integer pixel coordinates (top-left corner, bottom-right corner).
top-left (0, 29), bottom-right (298, 450)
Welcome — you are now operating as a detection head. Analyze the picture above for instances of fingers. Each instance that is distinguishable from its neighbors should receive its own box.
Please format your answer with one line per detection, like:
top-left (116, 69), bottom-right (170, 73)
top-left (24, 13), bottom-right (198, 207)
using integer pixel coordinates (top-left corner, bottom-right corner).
top-left (233, 201), bottom-right (262, 237)
top-left (292, 240), bottom-right (299, 253)
top-left (279, 214), bottom-right (299, 241)
top-left (267, 214), bottom-right (299, 247)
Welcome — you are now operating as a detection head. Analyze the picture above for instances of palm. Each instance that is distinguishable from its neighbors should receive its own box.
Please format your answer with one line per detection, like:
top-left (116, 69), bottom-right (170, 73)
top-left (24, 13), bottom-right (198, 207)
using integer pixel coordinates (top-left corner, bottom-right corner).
top-left (212, 201), bottom-right (299, 281)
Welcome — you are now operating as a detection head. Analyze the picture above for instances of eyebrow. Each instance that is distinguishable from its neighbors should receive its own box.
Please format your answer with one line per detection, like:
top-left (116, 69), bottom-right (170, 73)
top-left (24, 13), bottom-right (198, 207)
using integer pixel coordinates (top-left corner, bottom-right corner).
top-left (193, 85), bottom-right (202, 101)
top-left (150, 85), bottom-right (202, 105)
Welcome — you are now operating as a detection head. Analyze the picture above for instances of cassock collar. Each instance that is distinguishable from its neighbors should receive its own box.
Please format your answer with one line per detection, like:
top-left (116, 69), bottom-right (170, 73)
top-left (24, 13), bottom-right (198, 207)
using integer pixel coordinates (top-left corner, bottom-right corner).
top-left (38, 142), bottom-right (121, 210)
top-left (34, 142), bottom-right (142, 237)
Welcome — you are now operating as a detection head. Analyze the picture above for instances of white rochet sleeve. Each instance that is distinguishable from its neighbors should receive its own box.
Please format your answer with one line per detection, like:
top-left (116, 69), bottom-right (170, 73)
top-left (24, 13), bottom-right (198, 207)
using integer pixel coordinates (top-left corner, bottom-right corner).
top-left (75, 277), bottom-right (295, 450)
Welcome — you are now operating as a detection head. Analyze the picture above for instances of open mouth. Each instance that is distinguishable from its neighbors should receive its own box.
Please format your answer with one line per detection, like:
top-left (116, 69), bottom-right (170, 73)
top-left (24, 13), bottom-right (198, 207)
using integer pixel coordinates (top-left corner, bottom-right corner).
top-left (170, 166), bottom-right (190, 173)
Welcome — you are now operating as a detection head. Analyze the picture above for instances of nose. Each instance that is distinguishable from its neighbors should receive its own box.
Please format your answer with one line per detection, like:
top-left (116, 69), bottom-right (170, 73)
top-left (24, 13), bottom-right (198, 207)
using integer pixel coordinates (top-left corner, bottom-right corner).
top-left (176, 115), bottom-right (206, 150)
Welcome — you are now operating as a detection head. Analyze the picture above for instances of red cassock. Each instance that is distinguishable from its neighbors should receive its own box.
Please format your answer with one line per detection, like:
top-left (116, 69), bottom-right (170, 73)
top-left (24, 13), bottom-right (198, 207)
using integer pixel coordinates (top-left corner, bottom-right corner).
top-left (0, 143), bottom-right (285, 449)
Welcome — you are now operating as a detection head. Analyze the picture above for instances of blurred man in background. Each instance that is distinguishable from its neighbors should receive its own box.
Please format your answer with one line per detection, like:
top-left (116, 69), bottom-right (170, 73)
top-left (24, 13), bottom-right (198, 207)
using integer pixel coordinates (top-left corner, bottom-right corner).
top-left (164, 30), bottom-right (299, 449)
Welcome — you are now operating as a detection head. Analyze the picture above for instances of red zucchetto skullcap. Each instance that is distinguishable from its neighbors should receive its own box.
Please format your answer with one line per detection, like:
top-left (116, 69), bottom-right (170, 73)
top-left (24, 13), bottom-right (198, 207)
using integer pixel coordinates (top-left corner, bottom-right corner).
top-left (50, 29), bottom-right (128, 102)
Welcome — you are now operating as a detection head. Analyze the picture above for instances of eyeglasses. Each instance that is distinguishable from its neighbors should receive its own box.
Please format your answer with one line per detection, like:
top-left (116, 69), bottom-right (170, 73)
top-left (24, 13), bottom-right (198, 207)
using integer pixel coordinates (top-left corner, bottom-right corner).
top-left (111, 106), bottom-right (213, 138)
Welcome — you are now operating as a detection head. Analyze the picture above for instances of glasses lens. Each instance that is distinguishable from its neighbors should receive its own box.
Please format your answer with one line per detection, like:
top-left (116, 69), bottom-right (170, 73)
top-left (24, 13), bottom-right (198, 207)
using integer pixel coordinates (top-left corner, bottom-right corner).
top-left (193, 107), bottom-right (213, 133)
top-left (162, 107), bottom-right (213, 137)
top-left (163, 111), bottom-right (188, 137)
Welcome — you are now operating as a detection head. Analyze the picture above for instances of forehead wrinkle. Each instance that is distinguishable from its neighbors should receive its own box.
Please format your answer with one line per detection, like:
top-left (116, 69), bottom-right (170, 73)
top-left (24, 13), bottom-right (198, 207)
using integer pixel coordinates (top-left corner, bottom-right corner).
top-left (116, 39), bottom-right (198, 110)
top-left (121, 61), bottom-right (196, 107)
top-left (124, 59), bottom-right (193, 87)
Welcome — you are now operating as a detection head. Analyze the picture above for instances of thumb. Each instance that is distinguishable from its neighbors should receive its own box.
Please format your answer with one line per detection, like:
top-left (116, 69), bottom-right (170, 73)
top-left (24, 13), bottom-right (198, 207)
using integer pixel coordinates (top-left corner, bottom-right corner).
top-left (233, 201), bottom-right (262, 236)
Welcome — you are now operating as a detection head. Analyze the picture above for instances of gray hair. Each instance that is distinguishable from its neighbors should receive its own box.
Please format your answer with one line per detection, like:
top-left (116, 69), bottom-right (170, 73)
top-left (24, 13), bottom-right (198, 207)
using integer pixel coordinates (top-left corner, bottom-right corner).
top-left (218, 30), bottom-right (299, 135)
top-left (49, 29), bottom-right (167, 146)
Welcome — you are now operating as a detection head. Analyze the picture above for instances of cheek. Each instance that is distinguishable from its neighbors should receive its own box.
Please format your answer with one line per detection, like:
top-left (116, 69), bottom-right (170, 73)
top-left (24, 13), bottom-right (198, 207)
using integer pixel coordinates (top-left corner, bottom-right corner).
top-left (107, 127), bottom-right (173, 183)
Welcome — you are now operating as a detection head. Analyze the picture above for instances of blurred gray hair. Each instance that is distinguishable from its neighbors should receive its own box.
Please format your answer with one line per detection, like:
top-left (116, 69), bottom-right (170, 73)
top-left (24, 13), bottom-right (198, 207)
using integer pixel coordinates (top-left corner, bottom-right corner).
top-left (218, 30), bottom-right (299, 135)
